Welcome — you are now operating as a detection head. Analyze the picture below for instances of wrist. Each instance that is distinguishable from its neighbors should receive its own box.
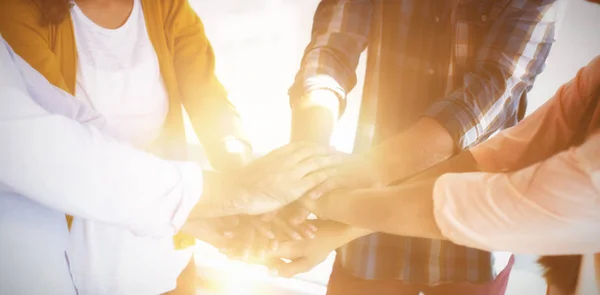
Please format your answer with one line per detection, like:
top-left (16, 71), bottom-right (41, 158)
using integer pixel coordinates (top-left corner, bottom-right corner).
top-left (333, 224), bottom-right (371, 247)
top-left (290, 89), bottom-right (340, 145)
top-left (181, 218), bottom-right (226, 247)
top-left (296, 89), bottom-right (341, 113)
top-left (191, 171), bottom-right (249, 218)
top-left (366, 117), bottom-right (456, 185)
top-left (207, 138), bottom-right (253, 173)
top-left (313, 189), bottom-right (357, 223)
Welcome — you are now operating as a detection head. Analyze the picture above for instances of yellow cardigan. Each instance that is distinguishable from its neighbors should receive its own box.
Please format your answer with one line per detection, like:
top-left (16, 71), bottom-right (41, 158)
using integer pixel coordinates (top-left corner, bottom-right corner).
top-left (0, 0), bottom-right (246, 250)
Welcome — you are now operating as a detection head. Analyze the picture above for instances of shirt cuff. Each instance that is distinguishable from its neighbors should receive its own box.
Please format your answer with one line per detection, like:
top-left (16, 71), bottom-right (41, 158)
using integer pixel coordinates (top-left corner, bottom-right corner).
top-left (424, 99), bottom-right (481, 150)
top-left (126, 162), bottom-right (203, 238)
top-left (289, 75), bottom-right (347, 116)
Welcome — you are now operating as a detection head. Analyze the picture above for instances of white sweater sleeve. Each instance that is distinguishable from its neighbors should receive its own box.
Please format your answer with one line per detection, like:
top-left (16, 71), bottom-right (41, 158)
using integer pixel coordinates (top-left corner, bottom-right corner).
top-left (0, 38), bottom-right (202, 238)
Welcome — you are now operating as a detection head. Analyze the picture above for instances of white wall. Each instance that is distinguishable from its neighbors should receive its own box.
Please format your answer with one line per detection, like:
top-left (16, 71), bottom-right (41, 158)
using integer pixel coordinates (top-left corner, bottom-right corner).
top-left (526, 0), bottom-right (600, 113)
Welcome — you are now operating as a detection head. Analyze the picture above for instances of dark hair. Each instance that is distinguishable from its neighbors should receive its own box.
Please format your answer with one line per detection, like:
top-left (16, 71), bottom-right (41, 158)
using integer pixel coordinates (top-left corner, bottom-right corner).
top-left (35, 0), bottom-right (72, 26)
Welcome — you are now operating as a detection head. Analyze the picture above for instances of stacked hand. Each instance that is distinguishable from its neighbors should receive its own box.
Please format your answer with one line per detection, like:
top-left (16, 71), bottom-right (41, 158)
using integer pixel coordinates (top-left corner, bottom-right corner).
top-left (182, 142), bottom-right (383, 277)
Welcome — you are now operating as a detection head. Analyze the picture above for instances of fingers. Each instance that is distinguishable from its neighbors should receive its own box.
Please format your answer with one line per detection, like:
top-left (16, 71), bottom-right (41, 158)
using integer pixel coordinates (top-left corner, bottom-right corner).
top-left (269, 257), bottom-right (316, 278)
top-left (265, 142), bottom-right (314, 161)
top-left (275, 203), bottom-right (313, 227)
top-left (192, 197), bottom-right (247, 219)
top-left (260, 211), bottom-right (278, 222)
top-left (272, 217), bottom-right (315, 240)
top-left (252, 235), bottom-right (270, 261)
top-left (288, 207), bottom-right (311, 225)
top-left (224, 225), bottom-right (256, 261)
top-left (218, 216), bottom-right (240, 238)
top-left (304, 177), bottom-right (342, 200)
top-left (266, 259), bottom-right (287, 277)
top-left (285, 145), bottom-right (338, 166)
top-left (297, 153), bottom-right (346, 177)
top-left (248, 217), bottom-right (276, 239)
top-left (299, 167), bottom-right (341, 195)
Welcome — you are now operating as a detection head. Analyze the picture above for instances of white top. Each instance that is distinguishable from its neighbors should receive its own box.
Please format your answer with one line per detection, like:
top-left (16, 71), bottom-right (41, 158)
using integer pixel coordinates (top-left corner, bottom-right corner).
top-left (432, 56), bottom-right (600, 295)
top-left (71, 0), bottom-right (168, 148)
top-left (0, 35), bottom-right (202, 295)
top-left (68, 1), bottom-right (194, 294)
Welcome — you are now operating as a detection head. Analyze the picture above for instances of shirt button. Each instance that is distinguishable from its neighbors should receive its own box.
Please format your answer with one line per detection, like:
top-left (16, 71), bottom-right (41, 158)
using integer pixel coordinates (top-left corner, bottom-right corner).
top-left (435, 16), bottom-right (440, 23)
top-left (428, 68), bottom-right (435, 75)
top-left (481, 14), bottom-right (488, 22)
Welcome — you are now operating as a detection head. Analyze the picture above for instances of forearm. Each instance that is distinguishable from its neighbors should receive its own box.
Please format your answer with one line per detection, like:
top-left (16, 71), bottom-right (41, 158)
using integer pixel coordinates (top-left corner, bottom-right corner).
top-left (433, 133), bottom-right (600, 255)
top-left (186, 95), bottom-right (251, 172)
top-left (317, 180), bottom-right (444, 240)
top-left (186, 170), bottom-right (251, 219)
top-left (171, 2), bottom-right (251, 171)
top-left (375, 1), bottom-right (560, 183)
top-left (291, 89), bottom-right (340, 145)
top-left (397, 150), bottom-right (480, 185)
top-left (204, 137), bottom-right (253, 173)
top-left (288, 0), bottom-right (372, 143)
top-left (368, 117), bottom-right (456, 185)
top-left (330, 223), bottom-right (373, 247)
top-left (0, 89), bottom-right (205, 238)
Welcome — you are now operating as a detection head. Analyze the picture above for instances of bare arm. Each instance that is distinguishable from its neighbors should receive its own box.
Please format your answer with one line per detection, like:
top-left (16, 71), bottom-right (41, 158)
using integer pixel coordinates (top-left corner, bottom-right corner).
top-left (368, 0), bottom-right (560, 184)
top-left (168, 0), bottom-right (252, 171)
top-left (313, 180), bottom-right (444, 240)
top-left (289, 0), bottom-right (372, 145)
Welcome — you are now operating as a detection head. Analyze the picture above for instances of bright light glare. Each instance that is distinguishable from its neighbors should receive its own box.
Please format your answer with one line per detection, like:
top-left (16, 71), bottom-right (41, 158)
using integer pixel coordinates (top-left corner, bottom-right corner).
top-left (193, 242), bottom-right (276, 294)
top-left (183, 1), bottom-right (359, 154)
top-left (183, 1), bottom-right (360, 293)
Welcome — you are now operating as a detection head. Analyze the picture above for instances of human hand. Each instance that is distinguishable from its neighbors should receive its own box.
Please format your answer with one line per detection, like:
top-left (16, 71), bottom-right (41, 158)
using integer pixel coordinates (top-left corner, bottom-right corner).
top-left (217, 217), bottom-right (277, 263)
top-left (180, 216), bottom-right (240, 249)
top-left (190, 142), bottom-right (345, 218)
top-left (259, 205), bottom-right (318, 240)
top-left (264, 220), bottom-right (354, 278)
top-left (228, 142), bottom-right (346, 215)
top-left (181, 215), bottom-right (291, 263)
top-left (303, 153), bottom-right (383, 201)
top-left (218, 211), bottom-right (319, 262)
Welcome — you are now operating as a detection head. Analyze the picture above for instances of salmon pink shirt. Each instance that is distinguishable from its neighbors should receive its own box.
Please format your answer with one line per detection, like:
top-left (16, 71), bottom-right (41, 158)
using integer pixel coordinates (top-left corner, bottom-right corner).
top-left (432, 56), bottom-right (600, 295)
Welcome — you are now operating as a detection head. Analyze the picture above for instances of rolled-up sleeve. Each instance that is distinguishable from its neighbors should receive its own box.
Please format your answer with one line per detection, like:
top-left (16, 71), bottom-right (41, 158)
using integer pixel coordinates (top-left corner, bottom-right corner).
top-left (425, 0), bottom-right (560, 149)
top-left (470, 55), bottom-right (600, 172)
top-left (433, 132), bottom-right (600, 255)
top-left (288, 0), bottom-right (373, 115)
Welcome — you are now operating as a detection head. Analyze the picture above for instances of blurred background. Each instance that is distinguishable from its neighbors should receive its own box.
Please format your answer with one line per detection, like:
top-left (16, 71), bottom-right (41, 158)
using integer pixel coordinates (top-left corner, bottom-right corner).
top-left (181, 0), bottom-right (600, 294)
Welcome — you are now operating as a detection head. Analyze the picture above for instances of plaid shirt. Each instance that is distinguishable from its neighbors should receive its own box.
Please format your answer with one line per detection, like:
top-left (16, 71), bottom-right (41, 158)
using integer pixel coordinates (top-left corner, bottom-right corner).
top-left (289, 0), bottom-right (561, 286)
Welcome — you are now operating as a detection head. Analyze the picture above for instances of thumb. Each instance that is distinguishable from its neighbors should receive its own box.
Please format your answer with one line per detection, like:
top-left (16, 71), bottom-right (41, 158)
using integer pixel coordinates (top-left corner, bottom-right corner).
top-left (272, 241), bottom-right (303, 259)
top-left (272, 257), bottom-right (315, 278)
top-left (305, 176), bottom-right (343, 200)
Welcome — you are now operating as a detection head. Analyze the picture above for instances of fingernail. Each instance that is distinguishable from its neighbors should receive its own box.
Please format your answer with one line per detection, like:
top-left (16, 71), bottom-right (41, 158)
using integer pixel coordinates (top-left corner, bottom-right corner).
top-left (292, 232), bottom-right (303, 240)
top-left (308, 224), bottom-right (318, 231)
top-left (223, 231), bottom-right (235, 238)
top-left (266, 231), bottom-right (276, 239)
top-left (268, 269), bottom-right (279, 277)
top-left (270, 241), bottom-right (279, 252)
top-left (305, 230), bottom-right (315, 239)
